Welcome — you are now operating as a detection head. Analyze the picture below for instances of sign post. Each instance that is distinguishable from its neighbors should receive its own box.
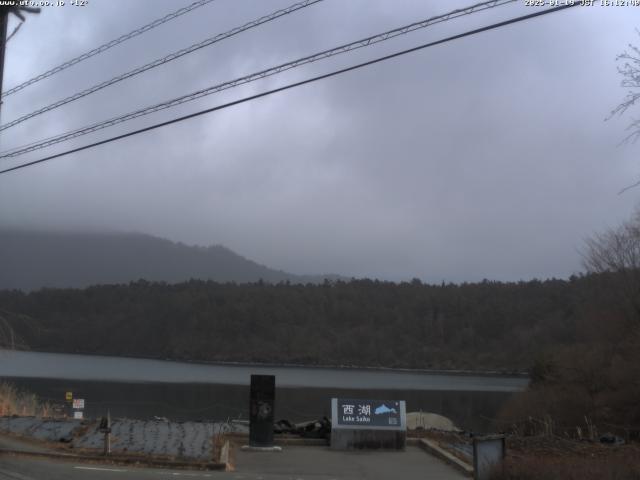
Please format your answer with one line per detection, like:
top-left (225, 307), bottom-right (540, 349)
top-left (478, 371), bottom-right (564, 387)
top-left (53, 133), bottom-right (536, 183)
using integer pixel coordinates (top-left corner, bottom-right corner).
top-left (98, 410), bottom-right (112, 456)
top-left (65, 391), bottom-right (73, 418)
top-left (473, 434), bottom-right (505, 480)
top-left (331, 398), bottom-right (406, 450)
top-left (72, 398), bottom-right (85, 419)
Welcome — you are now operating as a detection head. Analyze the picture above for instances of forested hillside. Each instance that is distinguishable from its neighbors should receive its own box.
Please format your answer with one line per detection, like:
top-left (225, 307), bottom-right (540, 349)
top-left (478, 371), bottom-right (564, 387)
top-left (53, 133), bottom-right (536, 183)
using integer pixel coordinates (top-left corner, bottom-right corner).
top-left (0, 274), bottom-right (620, 371)
top-left (0, 230), bottom-right (341, 290)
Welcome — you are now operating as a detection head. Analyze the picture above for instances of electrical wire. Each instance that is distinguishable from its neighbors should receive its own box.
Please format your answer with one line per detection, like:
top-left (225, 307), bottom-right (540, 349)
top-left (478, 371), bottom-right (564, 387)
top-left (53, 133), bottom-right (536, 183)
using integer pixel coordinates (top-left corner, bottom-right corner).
top-left (0, 0), bottom-right (324, 132)
top-left (0, 3), bottom-right (580, 177)
top-left (1, 0), bottom-right (218, 97)
top-left (0, 0), bottom-right (517, 155)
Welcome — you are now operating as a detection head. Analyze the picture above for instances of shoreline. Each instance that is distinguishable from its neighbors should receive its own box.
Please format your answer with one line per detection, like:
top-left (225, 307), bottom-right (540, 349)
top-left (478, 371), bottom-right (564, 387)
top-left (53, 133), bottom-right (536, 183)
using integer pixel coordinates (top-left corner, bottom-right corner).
top-left (0, 348), bottom-right (528, 379)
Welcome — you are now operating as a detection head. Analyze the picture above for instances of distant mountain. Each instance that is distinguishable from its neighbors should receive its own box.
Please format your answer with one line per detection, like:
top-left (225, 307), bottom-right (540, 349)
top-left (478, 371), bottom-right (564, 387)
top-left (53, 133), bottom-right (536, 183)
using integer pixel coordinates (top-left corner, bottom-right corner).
top-left (0, 229), bottom-right (344, 291)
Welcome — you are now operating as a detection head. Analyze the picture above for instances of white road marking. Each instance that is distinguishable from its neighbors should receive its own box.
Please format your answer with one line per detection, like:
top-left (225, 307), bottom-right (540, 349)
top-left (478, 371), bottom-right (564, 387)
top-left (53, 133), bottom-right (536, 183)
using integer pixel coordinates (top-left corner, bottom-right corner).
top-left (0, 467), bottom-right (36, 480)
top-left (74, 466), bottom-right (128, 473)
top-left (149, 471), bottom-right (215, 478)
top-left (74, 466), bottom-right (215, 477)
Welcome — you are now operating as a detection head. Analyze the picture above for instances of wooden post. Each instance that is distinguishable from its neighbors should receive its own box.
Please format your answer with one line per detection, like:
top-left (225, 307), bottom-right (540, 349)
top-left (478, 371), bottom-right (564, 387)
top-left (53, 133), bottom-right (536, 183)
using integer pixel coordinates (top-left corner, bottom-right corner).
top-left (104, 409), bottom-right (111, 456)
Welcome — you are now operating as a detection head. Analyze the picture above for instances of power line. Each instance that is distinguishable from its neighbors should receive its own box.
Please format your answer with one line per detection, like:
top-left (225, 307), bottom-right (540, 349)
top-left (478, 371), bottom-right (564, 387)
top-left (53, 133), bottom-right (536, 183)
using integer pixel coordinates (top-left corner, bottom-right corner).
top-left (1, 0), bottom-right (217, 98)
top-left (0, 129), bottom-right (72, 157)
top-left (0, 0), bottom-right (324, 133)
top-left (0, 0), bottom-right (517, 156)
top-left (0, 3), bottom-right (580, 177)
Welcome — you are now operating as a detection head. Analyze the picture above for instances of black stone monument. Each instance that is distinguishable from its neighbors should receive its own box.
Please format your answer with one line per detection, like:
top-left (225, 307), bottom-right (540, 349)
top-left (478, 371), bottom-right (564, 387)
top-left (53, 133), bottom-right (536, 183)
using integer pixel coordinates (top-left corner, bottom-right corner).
top-left (249, 374), bottom-right (275, 447)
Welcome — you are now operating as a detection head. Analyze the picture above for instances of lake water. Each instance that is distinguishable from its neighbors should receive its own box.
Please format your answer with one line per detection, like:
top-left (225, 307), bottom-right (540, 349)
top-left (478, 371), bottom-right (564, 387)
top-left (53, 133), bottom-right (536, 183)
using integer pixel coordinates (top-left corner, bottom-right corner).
top-left (0, 350), bottom-right (528, 432)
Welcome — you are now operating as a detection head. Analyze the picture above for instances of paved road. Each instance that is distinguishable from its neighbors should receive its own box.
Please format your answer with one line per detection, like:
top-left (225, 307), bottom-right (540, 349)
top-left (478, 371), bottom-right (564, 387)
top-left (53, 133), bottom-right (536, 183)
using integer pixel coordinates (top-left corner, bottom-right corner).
top-left (1, 432), bottom-right (466, 480)
top-left (0, 457), bottom-right (218, 479)
top-left (0, 446), bottom-right (466, 480)
top-left (0, 436), bottom-right (49, 454)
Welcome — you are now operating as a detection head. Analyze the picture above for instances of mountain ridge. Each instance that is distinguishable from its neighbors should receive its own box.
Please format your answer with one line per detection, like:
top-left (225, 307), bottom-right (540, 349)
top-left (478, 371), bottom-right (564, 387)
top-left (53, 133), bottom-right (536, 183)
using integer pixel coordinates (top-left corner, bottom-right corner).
top-left (0, 229), bottom-right (344, 291)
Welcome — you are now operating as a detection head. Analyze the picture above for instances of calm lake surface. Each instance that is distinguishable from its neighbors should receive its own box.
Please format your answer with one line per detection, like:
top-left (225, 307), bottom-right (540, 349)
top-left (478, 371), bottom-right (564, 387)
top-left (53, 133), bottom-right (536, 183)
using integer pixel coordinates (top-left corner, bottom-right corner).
top-left (0, 350), bottom-right (528, 432)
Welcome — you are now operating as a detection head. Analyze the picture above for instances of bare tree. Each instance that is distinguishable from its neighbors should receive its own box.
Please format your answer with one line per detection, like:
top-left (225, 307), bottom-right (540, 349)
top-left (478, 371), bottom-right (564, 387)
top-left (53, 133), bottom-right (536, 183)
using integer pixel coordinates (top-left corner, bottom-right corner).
top-left (584, 212), bottom-right (640, 272)
top-left (0, 309), bottom-right (35, 350)
top-left (0, 313), bottom-right (19, 349)
top-left (609, 30), bottom-right (640, 145)
top-left (583, 210), bottom-right (640, 320)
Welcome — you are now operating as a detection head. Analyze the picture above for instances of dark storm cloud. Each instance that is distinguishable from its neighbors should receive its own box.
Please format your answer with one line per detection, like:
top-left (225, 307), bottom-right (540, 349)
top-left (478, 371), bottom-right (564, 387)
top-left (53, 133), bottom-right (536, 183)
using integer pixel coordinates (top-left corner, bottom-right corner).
top-left (0, 0), bottom-right (638, 281)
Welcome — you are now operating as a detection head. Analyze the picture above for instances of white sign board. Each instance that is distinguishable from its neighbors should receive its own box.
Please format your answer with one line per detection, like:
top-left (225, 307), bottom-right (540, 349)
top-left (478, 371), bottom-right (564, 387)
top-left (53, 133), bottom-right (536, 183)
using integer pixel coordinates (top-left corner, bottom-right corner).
top-left (73, 411), bottom-right (83, 420)
top-left (72, 398), bottom-right (85, 409)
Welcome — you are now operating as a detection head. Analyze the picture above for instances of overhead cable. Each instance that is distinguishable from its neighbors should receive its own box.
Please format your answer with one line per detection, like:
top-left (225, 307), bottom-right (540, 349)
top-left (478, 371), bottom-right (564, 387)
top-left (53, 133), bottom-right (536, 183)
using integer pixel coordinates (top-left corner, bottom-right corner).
top-left (0, 0), bottom-right (517, 153)
top-left (0, 3), bottom-right (580, 177)
top-left (0, 0), bottom-right (323, 132)
top-left (2, 0), bottom-right (218, 97)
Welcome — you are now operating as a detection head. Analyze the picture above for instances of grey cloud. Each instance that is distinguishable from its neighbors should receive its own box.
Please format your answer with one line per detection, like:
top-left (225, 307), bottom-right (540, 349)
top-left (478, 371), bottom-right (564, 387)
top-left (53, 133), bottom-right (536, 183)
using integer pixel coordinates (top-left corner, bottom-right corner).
top-left (0, 0), bottom-right (638, 282)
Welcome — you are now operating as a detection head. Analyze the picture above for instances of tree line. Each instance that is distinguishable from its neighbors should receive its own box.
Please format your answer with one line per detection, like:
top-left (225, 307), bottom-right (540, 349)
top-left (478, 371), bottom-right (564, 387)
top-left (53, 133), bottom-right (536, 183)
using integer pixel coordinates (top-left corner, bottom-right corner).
top-left (0, 273), bottom-right (618, 372)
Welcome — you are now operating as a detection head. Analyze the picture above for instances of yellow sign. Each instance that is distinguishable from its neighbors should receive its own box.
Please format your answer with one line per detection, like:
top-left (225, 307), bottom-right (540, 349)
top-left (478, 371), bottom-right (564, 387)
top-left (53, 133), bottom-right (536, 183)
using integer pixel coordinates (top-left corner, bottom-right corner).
top-left (65, 391), bottom-right (73, 401)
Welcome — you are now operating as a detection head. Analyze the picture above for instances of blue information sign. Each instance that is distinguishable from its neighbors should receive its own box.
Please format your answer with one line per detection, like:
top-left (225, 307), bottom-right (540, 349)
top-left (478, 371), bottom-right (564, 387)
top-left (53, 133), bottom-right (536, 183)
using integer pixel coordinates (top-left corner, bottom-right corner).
top-left (335, 398), bottom-right (403, 428)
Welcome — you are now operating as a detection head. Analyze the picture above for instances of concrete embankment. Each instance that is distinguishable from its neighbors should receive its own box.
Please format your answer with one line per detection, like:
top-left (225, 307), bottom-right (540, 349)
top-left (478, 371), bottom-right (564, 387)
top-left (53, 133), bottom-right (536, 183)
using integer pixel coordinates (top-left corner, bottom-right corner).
top-left (0, 416), bottom-right (225, 460)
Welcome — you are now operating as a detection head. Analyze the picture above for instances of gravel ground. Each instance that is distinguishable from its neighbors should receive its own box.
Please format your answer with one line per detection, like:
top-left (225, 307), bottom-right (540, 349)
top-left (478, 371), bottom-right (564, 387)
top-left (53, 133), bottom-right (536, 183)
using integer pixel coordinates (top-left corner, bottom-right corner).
top-left (0, 416), bottom-right (228, 460)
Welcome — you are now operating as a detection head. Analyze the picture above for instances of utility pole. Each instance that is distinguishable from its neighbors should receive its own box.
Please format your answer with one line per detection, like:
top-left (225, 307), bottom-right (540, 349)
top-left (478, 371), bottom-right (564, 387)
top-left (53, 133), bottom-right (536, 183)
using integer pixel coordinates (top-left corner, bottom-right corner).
top-left (0, 3), bottom-right (40, 118)
top-left (0, 7), bottom-right (9, 118)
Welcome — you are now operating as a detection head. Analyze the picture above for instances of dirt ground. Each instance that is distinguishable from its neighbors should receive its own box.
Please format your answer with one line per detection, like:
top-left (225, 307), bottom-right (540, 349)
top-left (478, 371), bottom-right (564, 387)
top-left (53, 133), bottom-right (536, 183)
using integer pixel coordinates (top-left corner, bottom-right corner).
top-left (502, 436), bottom-right (640, 479)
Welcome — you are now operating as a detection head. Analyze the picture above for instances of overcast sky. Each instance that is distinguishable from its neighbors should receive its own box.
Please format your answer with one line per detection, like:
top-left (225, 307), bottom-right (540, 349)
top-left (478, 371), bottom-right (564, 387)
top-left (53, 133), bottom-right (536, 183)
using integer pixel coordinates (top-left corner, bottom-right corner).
top-left (0, 0), bottom-right (638, 282)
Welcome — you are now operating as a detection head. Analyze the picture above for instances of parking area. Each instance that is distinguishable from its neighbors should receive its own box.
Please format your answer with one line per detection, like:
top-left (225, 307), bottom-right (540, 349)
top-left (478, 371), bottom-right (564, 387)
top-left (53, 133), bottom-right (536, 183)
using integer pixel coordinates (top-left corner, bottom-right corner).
top-left (234, 445), bottom-right (468, 480)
